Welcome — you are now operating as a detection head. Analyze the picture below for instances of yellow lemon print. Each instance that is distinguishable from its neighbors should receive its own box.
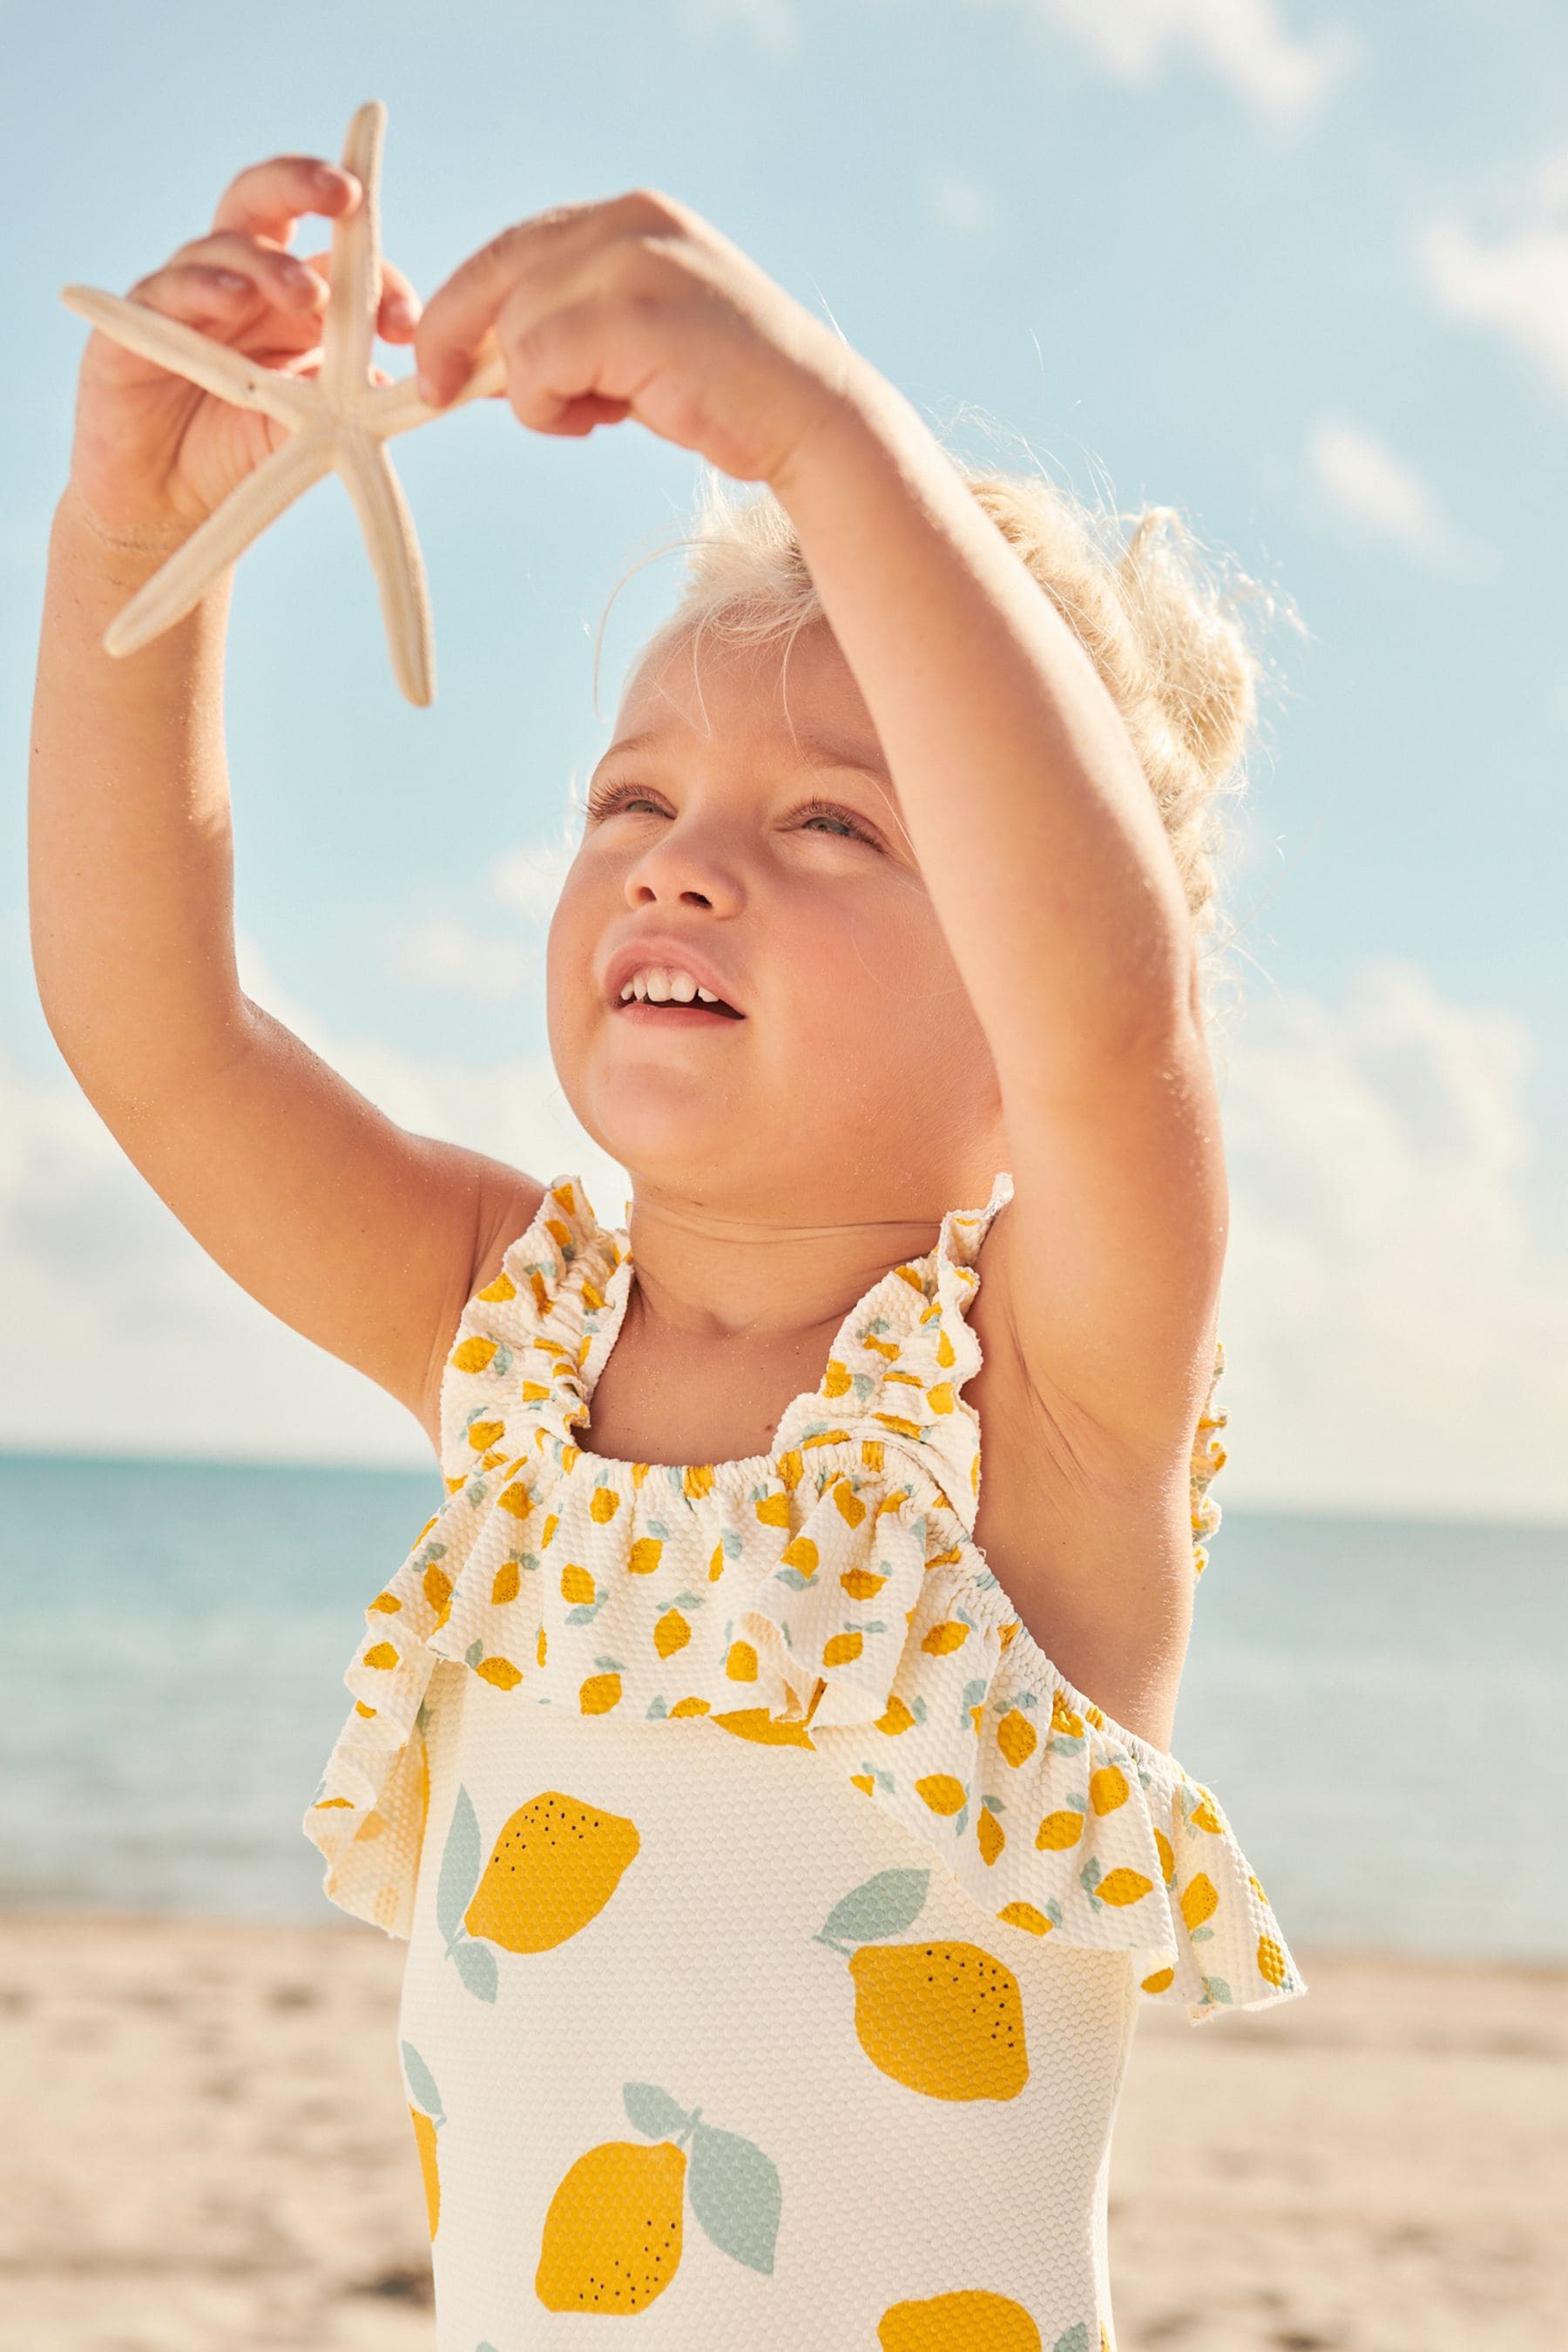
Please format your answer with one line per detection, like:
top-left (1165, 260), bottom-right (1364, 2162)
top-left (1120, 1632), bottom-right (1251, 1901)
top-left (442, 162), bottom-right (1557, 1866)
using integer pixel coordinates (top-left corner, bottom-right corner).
top-left (1180, 1873), bottom-right (1219, 1930)
top-left (654, 1605), bottom-right (692, 1658)
top-left (1092, 1869), bottom-right (1153, 1907)
top-left (915, 1773), bottom-right (968, 1817)
top-left (463, 1792), bottom-right (640, 1952)
top-left (997, 1900), bottom-right (1054, 1936)
top-left (449, 1335), bottom-right (497, 1374)
top-left (1140, 1965), bottom-right (1176, 1995)
top-left (997, 1707), bottom-right (1037, 1767)
top-left (875, 1693), bottom-right (917, 1736)
top-left (877, 2288), bottom-right (1042, 2349)
top-left (536, 2139), bottom-right (686, 2313)
top-left (1089, 1765), bottom-right (1129, 1814)
top-left (579, 1670), bottom-right (622, 1713)
top-left (710, 1707), bottom-right (816, 1747)
top-left (1037, 1808), bottom-right (1085, 1850)
top-left (848, 1941), bottom-right (1029, 2101)
top-left (1257, 1934), bottom-right (1288, 1988)
top-left (409, 2105), bottom-right (440, 2238)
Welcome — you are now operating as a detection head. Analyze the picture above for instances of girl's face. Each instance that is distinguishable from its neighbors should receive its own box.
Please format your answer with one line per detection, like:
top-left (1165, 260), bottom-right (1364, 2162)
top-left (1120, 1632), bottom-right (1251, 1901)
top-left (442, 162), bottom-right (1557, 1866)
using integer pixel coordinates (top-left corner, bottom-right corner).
top-left (547, 618), bottom-right (1004, 1218)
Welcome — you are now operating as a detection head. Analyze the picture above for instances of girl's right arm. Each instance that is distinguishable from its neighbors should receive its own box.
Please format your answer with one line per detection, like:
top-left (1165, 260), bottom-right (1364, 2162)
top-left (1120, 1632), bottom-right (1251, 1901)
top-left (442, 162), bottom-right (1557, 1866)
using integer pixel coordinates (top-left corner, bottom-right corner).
top-left (28, 151), bottom-right (544, 1457)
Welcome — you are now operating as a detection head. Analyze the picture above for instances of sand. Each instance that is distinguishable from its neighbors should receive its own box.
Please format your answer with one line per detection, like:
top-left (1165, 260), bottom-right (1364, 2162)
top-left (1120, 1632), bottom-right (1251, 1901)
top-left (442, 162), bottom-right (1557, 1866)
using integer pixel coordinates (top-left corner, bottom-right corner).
top-left (1, 1916), bottom-right (1564, 2351)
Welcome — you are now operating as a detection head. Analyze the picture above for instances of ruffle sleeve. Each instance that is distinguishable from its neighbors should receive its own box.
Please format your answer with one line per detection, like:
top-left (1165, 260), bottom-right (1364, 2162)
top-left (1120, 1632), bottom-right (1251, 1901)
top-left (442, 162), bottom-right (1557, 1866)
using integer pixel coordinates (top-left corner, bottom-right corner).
top-left (303, 1173), bottom-right (1304, 2025)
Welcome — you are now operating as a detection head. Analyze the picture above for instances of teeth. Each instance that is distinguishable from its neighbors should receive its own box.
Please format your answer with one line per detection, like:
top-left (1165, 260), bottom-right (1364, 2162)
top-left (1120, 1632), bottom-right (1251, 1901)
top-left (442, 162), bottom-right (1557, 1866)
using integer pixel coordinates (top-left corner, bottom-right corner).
top-left (618, 966), bottom-right (720, 1005)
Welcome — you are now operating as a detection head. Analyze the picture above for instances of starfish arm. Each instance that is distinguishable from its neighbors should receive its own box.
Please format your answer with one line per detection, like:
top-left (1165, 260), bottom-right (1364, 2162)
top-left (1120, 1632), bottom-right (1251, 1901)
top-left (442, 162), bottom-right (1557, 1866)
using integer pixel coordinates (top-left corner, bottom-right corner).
top-left (335, 431), bottom-right (435, 706)
top-left (323, 101), bottom-right (386, 408)
top-left (59, 286), bottom-right (317, 429)
top-left (103, 429), bottom-right (336, 657)
top-left (361, 348), bottom-right (510, 443)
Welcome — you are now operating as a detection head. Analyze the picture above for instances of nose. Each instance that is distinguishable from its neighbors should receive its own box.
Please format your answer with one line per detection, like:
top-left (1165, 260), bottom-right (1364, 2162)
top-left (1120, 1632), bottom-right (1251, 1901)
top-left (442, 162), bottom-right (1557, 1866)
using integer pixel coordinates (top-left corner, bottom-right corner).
top-left (618, 808), bottom-right (745, 914)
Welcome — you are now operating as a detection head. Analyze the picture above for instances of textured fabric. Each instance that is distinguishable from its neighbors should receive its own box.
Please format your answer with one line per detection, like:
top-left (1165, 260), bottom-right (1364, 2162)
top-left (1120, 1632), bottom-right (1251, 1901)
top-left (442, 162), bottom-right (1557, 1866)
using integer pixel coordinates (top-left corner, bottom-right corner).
top-left (304, 1171), bottom-right (1306, 2346)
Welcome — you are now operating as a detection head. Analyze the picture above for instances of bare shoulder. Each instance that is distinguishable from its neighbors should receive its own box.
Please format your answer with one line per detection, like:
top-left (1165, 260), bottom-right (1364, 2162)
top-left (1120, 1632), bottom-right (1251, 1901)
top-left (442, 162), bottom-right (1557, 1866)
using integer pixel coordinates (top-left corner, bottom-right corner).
top-left (415, 1166), bottom-right (550, 1455)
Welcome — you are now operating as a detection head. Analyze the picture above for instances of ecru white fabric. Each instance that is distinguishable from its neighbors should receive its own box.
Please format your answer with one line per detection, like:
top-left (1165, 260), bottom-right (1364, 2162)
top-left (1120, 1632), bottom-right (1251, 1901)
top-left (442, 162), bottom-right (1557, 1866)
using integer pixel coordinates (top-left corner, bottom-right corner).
top-left (305, 1173), bottom-right (1305, 2346)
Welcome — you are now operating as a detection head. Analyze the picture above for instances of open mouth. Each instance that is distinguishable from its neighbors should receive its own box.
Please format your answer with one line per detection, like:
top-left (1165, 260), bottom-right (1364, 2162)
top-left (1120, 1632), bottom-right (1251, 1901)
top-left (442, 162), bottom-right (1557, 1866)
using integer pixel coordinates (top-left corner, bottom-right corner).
top-left (611, 964), bottom-right (747, 1020)
top-left (614, 996), bottom-right (745, 1022)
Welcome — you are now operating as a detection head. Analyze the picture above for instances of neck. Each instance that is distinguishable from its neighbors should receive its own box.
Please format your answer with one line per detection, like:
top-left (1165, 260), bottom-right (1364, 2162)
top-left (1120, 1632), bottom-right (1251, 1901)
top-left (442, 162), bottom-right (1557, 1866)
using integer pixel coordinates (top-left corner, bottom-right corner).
top-left (622, 1190), bottom-right (938, 1350)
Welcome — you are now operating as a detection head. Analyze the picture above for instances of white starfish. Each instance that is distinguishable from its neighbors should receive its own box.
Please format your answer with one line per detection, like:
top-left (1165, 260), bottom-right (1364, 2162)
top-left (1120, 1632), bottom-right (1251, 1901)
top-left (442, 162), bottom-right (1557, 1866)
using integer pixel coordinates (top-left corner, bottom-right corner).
top-left (59, 100), bottom-right (505, 705)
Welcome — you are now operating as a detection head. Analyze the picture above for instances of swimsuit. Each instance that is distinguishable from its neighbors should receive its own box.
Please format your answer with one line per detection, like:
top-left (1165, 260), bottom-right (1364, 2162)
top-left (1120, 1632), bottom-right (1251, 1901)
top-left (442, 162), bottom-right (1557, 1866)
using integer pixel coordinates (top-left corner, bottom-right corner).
top-left (306, 1171), bottom-right (1304, 2348)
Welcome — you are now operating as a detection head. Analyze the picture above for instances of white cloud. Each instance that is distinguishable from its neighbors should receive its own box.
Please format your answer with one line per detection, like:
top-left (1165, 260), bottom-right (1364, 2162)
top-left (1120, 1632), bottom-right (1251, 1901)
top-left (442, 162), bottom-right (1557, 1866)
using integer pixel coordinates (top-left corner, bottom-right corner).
top-left (487, 811), bottom-right (582, 923)
top-left (4, 950), bottom-right (1564, 1522)
top-left (1306, 415), bottom-right (1479, 571)
top-left (672, 0), bottom-right (800, 54)
top-left (1215, 957), bottom-right (1568, 1524)
top-left (1015, 0), bottom-right (1356, 119)
top-left (1421, 150), bottom-right (1568, 402)
top-left (397, 916), bottom-right (536, 998)
top-left (389, 808), bottom-right (578, 999)
top-left (927, 172), bottom-right (1004, 237)
top-left (0, 937), bottom-right (628, 1469)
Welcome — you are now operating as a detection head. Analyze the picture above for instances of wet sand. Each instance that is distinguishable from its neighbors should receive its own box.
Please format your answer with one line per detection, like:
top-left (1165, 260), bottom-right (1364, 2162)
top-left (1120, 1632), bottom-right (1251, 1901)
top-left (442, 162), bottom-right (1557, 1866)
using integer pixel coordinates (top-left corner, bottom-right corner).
top-left (1, 1916), bottom-right (1564, 2350)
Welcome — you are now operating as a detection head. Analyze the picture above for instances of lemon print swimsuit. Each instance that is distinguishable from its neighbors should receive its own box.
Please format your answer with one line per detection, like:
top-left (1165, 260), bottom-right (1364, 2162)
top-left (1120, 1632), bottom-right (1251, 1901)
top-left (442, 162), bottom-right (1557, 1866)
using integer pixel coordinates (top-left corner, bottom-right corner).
top-left (306, 1173), bottom-right (1304, 2349)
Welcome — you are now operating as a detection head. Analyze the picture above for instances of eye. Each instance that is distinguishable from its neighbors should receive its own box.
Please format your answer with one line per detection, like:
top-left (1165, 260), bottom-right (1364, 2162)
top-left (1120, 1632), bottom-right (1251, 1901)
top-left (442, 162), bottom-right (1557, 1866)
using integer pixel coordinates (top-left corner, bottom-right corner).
top-left (797, 794), bottom-right (876, 844)
top-left (585, 781), bottom-right (659, 822)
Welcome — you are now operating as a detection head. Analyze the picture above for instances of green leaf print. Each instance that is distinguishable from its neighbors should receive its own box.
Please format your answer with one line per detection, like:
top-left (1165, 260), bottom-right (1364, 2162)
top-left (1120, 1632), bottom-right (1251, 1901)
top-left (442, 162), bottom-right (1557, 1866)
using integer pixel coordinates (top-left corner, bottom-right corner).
top-left (623, 2080), bottom-right (689, 2139)
top-left (814, 1866), bottom-right (929, 1955)
top-left (401, 2040), bottom-right (445, 2127)
top-left (453, 1939), bottom-right (498, 2003)
top-left (1054, 2326), bottom-right (1091, 2352)
top-left (437, 1785), bottom-right (483, 1947)
top-left (686, 2119), bottom-right (781, 2275)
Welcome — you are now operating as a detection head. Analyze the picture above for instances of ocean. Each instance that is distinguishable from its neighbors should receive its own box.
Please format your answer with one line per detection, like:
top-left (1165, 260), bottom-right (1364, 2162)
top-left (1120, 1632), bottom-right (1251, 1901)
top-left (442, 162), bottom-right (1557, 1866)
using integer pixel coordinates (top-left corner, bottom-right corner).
top-left (3, 1450), bottom-right (1565, 1962)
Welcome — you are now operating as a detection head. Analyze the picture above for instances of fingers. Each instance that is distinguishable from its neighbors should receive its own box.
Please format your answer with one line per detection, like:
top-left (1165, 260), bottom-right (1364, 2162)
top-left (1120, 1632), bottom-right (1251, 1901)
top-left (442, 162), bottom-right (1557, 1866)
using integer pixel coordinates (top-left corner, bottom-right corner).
top-left (211, 153), bottom-right (361, 246)
top-left (298, 247), bottom-right (423, 343)
top-left (152, 230), bottom-right (328, 319)
top-left (414, 195), bottom-right (658, 406)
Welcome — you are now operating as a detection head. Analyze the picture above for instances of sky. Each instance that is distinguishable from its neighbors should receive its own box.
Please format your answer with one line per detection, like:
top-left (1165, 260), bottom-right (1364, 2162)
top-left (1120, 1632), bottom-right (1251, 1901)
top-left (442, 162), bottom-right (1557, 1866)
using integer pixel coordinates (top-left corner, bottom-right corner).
top-left (3, 1), bottom-right (1565, 1521)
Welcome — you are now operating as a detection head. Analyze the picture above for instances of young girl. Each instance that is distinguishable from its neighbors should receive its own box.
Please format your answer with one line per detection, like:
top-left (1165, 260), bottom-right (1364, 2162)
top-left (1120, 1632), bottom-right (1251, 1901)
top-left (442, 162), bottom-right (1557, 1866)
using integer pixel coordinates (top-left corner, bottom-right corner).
top-left (33, 147), bottom-right (1305, 2349)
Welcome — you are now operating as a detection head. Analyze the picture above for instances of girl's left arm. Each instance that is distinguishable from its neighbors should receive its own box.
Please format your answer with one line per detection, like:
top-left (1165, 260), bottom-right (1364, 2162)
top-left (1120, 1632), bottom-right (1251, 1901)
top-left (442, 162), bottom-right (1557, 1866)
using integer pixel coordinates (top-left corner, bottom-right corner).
top-left (767, 385), bottom-right (1230, 1472)
top-left (415, 190), bottom-right (1228, 1465)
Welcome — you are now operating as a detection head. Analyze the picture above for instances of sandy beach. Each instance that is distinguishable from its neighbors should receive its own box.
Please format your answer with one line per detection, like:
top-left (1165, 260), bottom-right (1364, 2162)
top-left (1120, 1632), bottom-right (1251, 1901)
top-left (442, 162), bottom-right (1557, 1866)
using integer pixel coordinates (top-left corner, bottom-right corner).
top-left (1, 1916), bottom-right (1563, 2351)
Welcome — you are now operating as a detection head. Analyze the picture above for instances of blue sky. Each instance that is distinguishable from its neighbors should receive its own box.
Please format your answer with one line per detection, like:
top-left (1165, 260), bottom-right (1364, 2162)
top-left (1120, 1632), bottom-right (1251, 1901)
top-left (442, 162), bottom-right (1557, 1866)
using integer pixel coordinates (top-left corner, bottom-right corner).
top-left (4, 1), bottom-right (1565, 1518)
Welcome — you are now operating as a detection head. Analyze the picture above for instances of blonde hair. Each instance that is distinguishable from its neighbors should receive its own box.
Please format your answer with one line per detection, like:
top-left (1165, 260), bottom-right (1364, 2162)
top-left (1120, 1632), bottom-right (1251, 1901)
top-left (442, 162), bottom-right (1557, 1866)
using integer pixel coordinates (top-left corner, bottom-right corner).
top-left (595, 447), bottom-right (1280, 1044)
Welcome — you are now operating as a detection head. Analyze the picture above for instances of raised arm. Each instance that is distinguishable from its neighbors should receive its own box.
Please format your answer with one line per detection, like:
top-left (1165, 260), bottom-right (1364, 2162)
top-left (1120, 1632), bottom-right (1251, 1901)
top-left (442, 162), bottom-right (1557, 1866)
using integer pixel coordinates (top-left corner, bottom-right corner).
top-left (29, 152), bottom-right (544, 1457)
top-left (767, 389), bottom-right (1231, 1474)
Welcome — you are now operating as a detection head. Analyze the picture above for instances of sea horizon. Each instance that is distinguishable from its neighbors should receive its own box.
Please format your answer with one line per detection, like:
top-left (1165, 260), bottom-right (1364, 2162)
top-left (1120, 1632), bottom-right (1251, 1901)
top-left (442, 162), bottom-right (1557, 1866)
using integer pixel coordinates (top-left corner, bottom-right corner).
top-left (5, 1450), bottom-right (1565, 1965)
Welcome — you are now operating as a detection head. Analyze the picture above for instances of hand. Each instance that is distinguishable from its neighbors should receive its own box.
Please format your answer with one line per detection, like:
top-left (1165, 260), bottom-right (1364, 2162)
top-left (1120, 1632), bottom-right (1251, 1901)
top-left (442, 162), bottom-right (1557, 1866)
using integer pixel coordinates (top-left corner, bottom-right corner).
top-left (413, 188), bottom-right (875, 489)
top-left (66, 152), bottom-right (423, 542)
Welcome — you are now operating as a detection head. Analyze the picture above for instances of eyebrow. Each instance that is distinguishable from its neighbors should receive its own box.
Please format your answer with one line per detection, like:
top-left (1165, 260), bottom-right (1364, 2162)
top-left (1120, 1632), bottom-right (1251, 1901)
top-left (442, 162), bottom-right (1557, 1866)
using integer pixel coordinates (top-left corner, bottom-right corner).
top-left (600, 725), bottom-right (893, 784)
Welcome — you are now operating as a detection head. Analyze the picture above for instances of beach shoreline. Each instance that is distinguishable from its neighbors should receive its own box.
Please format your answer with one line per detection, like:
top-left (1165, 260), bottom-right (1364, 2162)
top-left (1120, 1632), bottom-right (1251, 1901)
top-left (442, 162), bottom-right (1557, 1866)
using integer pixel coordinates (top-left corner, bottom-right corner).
top-left (2, 1915), bottom-right (1564, 2350)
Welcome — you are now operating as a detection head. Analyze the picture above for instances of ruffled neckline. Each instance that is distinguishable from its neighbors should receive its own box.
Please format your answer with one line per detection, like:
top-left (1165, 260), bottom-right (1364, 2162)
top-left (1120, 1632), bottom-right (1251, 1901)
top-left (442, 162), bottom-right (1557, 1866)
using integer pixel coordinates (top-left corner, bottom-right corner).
top-left (483, 1168), bottom-right (1014, 1515)
top-left (305, 1170), bottom-right (1300, 2027)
